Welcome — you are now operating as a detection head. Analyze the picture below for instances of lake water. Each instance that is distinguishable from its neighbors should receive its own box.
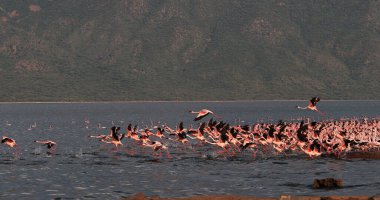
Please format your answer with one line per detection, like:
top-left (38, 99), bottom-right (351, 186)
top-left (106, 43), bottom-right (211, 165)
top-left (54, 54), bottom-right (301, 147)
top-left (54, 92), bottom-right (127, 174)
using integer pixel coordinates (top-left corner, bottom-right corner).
top-left (0, 101), bottom-right (379, 199)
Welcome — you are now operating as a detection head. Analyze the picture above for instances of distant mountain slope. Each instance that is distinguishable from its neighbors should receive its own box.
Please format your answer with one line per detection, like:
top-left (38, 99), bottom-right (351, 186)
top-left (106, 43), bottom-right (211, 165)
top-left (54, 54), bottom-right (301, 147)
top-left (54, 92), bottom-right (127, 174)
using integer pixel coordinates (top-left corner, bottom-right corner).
top-left (0, 0), bottom-right (379, 101)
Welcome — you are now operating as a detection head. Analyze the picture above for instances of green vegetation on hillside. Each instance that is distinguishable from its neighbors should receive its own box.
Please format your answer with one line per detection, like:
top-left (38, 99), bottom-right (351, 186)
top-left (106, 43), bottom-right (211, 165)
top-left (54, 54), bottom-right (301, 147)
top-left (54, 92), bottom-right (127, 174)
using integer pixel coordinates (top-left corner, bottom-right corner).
top-left (0, 0), bottom-right (379, 101)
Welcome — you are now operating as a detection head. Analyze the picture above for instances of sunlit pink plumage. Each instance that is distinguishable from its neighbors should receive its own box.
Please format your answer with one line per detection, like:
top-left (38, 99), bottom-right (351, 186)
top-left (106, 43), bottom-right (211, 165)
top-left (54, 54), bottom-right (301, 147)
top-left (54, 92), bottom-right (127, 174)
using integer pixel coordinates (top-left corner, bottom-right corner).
top-left (189, 109), bottom-right (221, 121)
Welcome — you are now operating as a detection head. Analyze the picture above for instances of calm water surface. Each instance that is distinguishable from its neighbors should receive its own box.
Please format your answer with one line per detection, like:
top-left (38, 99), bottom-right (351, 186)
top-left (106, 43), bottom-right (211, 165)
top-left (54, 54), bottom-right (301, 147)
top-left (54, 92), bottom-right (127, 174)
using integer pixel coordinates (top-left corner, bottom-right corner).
top-left (0, 101), bottom-right (379, 199)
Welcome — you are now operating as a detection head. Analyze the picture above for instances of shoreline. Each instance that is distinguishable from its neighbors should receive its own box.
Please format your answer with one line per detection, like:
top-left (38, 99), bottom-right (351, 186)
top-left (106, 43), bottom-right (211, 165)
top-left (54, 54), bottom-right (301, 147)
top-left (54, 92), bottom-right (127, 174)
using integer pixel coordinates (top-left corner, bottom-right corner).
top-left (123, 193), bottom-right (380, 200)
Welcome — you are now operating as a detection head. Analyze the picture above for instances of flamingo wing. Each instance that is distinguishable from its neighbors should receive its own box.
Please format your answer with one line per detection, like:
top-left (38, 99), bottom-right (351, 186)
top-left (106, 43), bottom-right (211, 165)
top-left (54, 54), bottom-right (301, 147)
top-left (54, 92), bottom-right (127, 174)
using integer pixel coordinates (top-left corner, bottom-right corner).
top-left (194, 113), bottom-right (209, 121)
top-left (220, 125), bottom-right (229, 142)
top-left (47, 142), bottom-right (56, 149)
top-left (179, 122), bottom-right (184, 131)
top-left (178, 131), bottom-right (187, 139)
top-left (198, 122), bottom-right (206, 133)
top-left (309, 97), bottom-right (320, 107)
top-left (110, 126), bottom-right (118, 140)
top-left (2, 138), bottom-right (13, 143)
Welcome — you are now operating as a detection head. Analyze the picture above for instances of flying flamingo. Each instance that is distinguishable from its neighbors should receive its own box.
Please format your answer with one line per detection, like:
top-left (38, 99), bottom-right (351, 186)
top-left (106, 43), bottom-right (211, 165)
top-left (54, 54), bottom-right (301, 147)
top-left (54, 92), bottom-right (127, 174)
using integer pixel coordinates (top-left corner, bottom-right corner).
top-left (127, 124), bottom-right (140, 141)
top-left (34, 140), bottom-right (56, 149)
top-left (89, 125), bottom-right (116, 140)
top-left (189, 109), bottom-right (221, 121)
top-left (34, 140), bottom-right (57, 154)
top-left (110, 126), bottom-right (125, 148)
top-left (143, 141), bottom-right (171, 158)
top-left (187, 122), bottom-right (207, 142)
top-left (1, 136), bottom-right (16, 148)
top-left (1, 136), bottom-right (21, 155)
top-left (297, 97), bottom-right (325, 115)
top-left (154, 127), bottom-right (166, 139)
top-left (206, 124), bottom-right (230, 150)
top-left (102, 126), bottom-right (125, 148)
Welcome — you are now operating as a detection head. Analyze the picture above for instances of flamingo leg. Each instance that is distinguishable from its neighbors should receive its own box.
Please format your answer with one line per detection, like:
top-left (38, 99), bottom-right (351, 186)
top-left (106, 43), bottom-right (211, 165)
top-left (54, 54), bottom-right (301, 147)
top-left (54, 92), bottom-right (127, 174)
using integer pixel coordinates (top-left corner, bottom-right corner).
top-left (164, 148), bottom-right (172, 158)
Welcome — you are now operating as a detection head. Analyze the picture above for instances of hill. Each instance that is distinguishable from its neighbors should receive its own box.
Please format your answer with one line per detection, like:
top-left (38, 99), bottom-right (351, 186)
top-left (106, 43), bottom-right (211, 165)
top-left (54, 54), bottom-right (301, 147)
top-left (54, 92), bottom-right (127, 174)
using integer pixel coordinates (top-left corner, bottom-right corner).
top-left (0, 0), bottom-right (379, 101)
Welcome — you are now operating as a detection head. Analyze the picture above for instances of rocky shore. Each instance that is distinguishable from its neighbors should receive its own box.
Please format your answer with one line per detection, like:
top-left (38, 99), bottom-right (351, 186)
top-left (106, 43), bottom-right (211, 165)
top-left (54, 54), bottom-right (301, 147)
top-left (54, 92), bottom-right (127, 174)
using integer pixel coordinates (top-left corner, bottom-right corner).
top-left (124, 193), bottom-right (380, 200)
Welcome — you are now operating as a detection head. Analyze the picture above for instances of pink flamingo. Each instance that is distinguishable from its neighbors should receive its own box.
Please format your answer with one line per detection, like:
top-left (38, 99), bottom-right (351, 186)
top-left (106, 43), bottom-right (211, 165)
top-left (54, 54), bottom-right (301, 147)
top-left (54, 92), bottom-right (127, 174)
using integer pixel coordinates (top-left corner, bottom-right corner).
top-left (189, 109), bottom-right (221, 121)
top-left (297, 97), bottom-right (325, 115)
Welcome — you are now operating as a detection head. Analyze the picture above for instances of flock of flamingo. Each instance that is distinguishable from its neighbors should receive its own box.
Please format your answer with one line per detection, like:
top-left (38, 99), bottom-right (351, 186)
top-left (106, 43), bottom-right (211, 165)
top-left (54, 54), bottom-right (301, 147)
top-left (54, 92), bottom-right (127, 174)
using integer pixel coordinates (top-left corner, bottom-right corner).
top-left (2, 97), bottom-right (380, 159)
